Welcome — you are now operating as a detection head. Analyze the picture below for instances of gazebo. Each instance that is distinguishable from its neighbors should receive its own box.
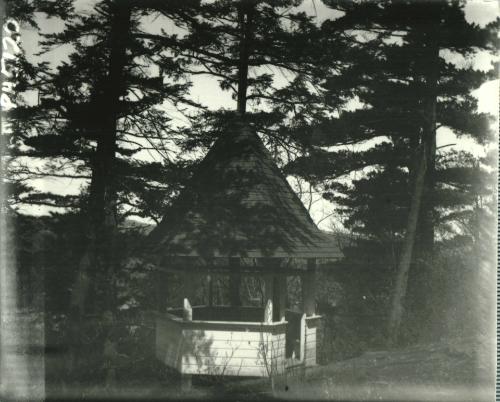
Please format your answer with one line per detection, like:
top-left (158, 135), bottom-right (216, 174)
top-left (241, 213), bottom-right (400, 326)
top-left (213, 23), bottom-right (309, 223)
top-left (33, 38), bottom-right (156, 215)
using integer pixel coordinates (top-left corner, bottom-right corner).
top-left (147, 121), bottom-right (342, 380)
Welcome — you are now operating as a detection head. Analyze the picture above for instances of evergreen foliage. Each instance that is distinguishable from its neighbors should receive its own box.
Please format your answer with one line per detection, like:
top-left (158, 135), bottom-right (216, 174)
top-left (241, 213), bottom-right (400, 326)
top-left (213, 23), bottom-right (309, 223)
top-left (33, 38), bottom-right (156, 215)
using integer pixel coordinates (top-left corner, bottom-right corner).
top-left (286, 0), bottom-right (497, 343)
top-left (3, 0), bottom-right (497, 389)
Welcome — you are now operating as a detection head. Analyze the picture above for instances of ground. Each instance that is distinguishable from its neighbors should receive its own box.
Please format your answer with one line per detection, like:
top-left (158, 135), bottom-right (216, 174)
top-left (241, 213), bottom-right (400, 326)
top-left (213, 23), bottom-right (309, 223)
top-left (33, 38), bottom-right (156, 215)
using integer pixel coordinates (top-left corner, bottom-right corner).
top-left (220, 339), bottom-right (495, 402)
top-left (2, 310), bottom-right (494, 401)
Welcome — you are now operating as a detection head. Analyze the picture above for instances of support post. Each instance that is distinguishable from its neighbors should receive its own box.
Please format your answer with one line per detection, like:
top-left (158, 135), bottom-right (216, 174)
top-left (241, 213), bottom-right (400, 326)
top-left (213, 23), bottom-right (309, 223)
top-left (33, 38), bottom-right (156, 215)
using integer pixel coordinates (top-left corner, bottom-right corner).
top-left (274, 275), bottom-right (286, 322)
top-left (184, 272), bottom-right (197, 306)
top-left (229, 258), bottom-right (241, 307)
top-left (207, 275), bottom-right (213, 307)
top-left (302, 259), bottom-right (316, 317)
top-left (154, 270), bottom-right (165, 311)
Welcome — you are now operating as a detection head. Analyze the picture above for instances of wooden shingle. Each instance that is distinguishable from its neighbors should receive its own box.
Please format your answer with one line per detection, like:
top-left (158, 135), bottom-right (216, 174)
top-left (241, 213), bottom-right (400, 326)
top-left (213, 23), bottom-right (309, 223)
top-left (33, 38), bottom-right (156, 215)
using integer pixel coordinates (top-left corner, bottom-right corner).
top-left (148, 123), bottom-right (343, 262)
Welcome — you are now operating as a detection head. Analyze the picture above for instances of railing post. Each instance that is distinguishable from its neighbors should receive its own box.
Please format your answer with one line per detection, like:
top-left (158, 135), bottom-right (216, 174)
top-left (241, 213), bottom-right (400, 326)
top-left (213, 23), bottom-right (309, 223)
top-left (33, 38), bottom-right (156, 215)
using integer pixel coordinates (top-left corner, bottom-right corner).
top-left (181, 298), bottom-right (193, 390)
top-left (300, 313), bottom-right (306, 361)
top-left (301, 259), bottom-right (318, 368)
top-left (264, 299), bottom-right (273, 323)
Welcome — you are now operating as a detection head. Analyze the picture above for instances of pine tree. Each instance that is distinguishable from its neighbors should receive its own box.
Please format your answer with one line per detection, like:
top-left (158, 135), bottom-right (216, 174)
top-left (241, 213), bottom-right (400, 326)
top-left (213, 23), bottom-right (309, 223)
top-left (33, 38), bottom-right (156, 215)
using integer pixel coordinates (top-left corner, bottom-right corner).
top-left (141, 0), bottom-right (349, 165)
top-left (5, 0), bottom-right (205, 384)
top-left (286, 0), bottom-right (497, 344)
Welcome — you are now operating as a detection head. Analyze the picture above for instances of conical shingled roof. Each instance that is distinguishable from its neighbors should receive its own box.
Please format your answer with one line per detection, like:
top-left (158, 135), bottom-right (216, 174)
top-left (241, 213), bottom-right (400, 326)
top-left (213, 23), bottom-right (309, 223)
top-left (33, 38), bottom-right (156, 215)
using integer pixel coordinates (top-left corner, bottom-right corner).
top-left (148, 123), bottom-right (342, 261)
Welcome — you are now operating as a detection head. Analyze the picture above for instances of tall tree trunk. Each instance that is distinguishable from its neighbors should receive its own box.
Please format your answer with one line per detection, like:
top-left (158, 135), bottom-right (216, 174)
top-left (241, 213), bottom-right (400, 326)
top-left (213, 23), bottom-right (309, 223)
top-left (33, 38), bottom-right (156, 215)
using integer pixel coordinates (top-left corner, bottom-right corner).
top-left (406, 27), bottom-right (440, 342)
top-left (387, 7), bottom-right (440, 345)
top-left (419, 135), bottom-right (436, 253)
top-left (387, 143), bottom-right (427, 346)
top-left (67, 1), bottom-right (131, 386)
top-left (410, 126), bottom-right (437, 341)
top-left (236, 0), bottom-right (254, 115)
top-left (231, 0), bottom-right (254, 303)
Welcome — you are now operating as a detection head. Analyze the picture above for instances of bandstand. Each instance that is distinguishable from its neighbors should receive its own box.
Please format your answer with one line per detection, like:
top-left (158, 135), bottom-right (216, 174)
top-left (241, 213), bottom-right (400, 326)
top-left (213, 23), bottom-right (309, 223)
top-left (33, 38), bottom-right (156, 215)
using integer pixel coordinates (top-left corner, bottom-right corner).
top-left (147, 121), bottom-right (342, 379)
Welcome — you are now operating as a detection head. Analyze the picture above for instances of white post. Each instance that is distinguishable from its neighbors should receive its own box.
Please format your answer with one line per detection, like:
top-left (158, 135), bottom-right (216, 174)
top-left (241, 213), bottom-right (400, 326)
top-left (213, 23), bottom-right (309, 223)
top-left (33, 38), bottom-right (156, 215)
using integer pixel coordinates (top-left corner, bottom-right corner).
top-left (264, 299), bottom-right (273, 323)
top-left (183, 298), bottom-right (192, 321)
top-left (300, 313), bottom-right (306, 361)
top-left (182, 298), bottom-right (192, 391)
top-left (301, 259), bottom-right (318, 367)
top-left (264, 275), bottom-right (274, 323)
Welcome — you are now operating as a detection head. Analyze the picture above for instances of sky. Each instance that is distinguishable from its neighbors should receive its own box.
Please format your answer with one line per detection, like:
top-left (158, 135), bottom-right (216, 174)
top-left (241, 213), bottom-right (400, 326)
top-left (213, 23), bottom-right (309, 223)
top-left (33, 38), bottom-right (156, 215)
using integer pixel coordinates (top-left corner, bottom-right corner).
top-left (13, 0), bottom-right (500, 229)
